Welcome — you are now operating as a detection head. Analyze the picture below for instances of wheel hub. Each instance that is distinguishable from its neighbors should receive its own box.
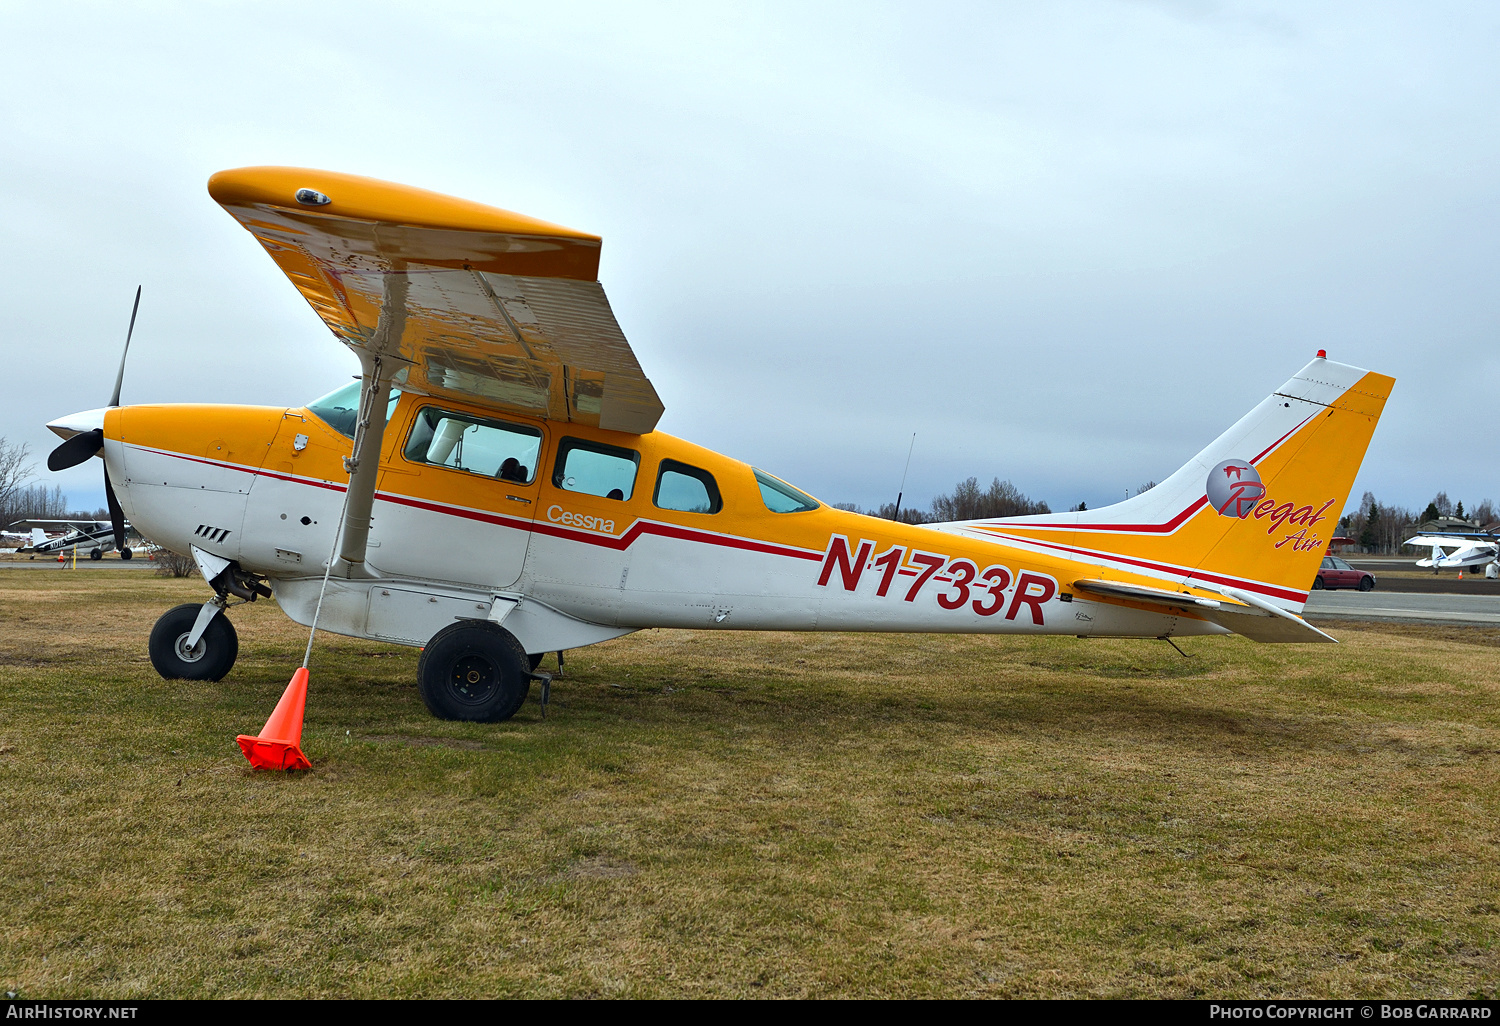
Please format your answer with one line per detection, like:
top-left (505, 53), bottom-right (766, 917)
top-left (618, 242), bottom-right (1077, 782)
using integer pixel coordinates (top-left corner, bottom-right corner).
top-left (450, 655), bottom-right (497, 702)
top-left (174, 632), bottom-right (206, 662)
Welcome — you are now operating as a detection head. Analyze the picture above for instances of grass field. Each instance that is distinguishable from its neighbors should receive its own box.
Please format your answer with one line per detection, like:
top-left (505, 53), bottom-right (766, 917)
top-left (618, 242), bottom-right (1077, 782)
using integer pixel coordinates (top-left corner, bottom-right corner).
top-left (1, 570), bottom-right (1497, 998)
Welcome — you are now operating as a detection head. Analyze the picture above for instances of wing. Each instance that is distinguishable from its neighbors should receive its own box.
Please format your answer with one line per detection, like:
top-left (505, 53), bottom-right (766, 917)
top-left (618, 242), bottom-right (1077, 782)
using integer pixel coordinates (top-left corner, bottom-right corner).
top-left (1404, 536), bottom-right (1480, 549)
top-left (208, 167), bottom-right (664, 434)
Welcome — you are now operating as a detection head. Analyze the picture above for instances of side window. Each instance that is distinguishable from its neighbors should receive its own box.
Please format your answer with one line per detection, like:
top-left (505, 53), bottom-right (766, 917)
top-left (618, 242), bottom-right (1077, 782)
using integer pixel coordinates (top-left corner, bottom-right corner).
top-left (403, 406), bottom-right (542, 482)
top-left (554, 438), bottom-right (640, 500)
top-left (1333, 557), bottom-right (1352, 571)
top-left (1321, 557), bottom-right (1334, 569)
top-left (654, 460), bottom-right (722, 514)
top-left (754, 468), bottom-right (819, 513)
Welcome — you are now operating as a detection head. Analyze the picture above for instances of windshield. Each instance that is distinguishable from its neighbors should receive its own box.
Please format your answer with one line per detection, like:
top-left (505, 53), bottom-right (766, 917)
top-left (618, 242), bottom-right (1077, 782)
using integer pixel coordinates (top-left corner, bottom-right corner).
top-left (306, 381), bottom-right (402, 439)
top-left (754, 468), bottom-right (819, 513)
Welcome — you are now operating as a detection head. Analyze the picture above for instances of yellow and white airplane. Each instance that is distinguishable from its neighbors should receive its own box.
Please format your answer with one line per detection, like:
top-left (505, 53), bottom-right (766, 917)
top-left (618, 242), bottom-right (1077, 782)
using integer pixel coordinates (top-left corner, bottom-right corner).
top-left (44, 167), bottom-right (1395, 723)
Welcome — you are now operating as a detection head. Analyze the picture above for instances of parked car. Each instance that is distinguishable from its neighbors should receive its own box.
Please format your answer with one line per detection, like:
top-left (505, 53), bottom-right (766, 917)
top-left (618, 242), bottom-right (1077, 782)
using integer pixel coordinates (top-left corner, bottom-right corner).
top-left (1313, 555), bottom-right (1375, 591)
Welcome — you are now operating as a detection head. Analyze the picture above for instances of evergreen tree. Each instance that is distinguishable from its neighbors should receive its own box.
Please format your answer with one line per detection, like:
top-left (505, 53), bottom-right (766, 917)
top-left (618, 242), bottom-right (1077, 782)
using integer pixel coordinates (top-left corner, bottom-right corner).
top-left (1359, 498), bottom-right (1379, 550)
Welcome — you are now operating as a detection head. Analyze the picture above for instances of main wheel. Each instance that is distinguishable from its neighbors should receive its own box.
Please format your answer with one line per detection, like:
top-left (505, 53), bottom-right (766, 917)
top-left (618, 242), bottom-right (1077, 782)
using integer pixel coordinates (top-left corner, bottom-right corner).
top-left (148, 603), bottom-right (239, 682)
top-left (1358, 576), bottom-right (1374, 592)
top-left (417, 621), bottom-right (531, 722)
top-left (89, 548), bottom-right (103, 561)
top-left (1311, 576), bottom-right (1325, 590)
top-left (120, 547), bottom-right (133, 561)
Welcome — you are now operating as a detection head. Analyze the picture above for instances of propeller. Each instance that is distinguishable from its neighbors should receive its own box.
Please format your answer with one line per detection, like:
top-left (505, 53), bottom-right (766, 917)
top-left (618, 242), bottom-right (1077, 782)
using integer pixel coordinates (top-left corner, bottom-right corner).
top-left (46, 286), bottom-right (141, 551)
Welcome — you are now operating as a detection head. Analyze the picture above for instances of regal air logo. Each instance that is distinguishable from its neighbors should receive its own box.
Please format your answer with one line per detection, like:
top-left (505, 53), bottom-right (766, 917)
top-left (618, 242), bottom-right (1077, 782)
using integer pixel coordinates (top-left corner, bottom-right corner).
top-left (1206, 460), bottom-right (1265, 518)
top-left (1205, 458), bottom-right (1337, 553)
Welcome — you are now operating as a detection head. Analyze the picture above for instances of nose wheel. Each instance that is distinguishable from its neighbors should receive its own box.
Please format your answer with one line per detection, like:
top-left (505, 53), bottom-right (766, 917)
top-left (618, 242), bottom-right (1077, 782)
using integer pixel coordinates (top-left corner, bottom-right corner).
top-left (148, 603), bottom-right (239, 681)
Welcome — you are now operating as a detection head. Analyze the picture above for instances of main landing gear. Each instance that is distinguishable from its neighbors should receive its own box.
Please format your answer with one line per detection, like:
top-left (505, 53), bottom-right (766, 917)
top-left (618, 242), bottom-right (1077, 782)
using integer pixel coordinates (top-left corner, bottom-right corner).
top-left (147, 560), bottom-right (269, 682)
top-left (417, 621), bottom-right (534, 722)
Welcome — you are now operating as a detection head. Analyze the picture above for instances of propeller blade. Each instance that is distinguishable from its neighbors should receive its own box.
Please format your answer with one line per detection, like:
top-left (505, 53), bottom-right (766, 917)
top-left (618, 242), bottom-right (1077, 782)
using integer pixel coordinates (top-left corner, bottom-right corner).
top-left (108, 285), bottom-right (142, 408)
top-left (104, 467), bottom-right (126, 551)
top-left (47, 428), bottom-right (103, 471)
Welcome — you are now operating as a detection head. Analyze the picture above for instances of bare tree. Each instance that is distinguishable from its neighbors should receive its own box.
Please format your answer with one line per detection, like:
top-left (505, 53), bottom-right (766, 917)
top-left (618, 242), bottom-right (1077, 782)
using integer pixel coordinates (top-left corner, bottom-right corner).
top-left (149, 547), bottom-right (197, 578)
top-left (0, 437), bottom-right (34, 526)
top-left (930, 477), bottom-right (1049, 522)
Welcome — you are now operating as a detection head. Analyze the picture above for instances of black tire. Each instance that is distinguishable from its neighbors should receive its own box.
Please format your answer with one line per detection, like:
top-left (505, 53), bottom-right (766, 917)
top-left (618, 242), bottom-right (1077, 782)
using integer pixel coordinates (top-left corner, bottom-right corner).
top-left (148, 603), bottom-right (239, 682)
top-left (416, 621), bottom-right (531, 722)
top-left (120, 547), bottom-right (133, 561)
top-left (1358, 576), bottom-right (1374, 592)
top-left (1311, 576), bottom-right (1325, 590)
top-left (89, 548), bottom-right (103, 561)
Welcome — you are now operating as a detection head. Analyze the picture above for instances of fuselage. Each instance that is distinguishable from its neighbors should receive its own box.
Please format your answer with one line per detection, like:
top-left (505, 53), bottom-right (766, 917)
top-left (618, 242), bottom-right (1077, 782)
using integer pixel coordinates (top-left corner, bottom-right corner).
top-left (101, 389), bottom-right (1224, 653)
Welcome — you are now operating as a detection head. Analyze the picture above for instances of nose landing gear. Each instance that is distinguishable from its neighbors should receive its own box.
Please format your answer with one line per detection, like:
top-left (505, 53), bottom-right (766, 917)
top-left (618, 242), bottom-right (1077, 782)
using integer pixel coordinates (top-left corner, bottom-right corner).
top-left (147, 559), bottom-right (268, 682)
top-left (148, 602), bottom-right (240, 681)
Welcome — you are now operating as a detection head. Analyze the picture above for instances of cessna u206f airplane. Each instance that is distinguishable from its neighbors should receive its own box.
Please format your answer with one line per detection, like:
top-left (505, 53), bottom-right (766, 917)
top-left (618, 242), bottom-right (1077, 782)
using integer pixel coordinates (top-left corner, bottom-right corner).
top-left (43, 167), bottom-right (1395, 723)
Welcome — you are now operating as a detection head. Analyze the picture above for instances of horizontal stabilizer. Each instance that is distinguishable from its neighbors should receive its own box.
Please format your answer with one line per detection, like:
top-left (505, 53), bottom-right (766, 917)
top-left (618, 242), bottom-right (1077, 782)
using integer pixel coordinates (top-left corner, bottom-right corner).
top-left (1073, 578), bottom-right (1336, 643)
top-left (1072, 578), bottom-right (1224, 611)
top-left (1199, 585), bottom-right (1337, 643)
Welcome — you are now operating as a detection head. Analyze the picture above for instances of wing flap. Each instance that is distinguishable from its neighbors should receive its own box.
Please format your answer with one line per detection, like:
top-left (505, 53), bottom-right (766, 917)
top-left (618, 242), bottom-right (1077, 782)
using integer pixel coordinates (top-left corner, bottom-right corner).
top-left (209, 167), bottom-right (664, 434)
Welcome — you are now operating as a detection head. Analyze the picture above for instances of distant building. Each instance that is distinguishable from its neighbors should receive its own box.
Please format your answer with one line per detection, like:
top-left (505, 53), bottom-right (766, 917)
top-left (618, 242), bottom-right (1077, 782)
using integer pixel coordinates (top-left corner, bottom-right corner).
top-left (1403, 516), bottom-right (1480, 541)
top-left (1328, 535), bottom-right (1355, 553)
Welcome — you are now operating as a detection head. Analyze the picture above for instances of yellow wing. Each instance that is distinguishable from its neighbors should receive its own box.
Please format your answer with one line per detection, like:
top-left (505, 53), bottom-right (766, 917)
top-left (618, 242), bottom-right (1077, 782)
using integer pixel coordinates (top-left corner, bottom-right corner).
top-left (208, 166), bottom-right (664, 434)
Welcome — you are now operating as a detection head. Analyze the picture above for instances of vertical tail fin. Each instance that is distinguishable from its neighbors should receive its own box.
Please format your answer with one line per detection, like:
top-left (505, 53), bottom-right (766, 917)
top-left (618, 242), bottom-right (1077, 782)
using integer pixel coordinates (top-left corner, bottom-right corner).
top-left (959, 356), bottom-right (1394, 609)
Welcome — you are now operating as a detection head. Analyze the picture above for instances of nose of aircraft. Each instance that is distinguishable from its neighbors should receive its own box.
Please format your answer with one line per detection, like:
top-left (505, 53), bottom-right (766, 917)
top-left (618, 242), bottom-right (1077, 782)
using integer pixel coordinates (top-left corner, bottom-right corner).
top-left (46, 407), bottom-right (109, 441)
top-left (45, 408), bottom-right (111, 471)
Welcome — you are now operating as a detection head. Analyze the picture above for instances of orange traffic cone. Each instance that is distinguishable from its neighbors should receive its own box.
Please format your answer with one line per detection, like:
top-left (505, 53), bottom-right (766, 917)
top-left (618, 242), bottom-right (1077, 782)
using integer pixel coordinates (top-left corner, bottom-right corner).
top-left (236, 667), bottom-right (312, 771)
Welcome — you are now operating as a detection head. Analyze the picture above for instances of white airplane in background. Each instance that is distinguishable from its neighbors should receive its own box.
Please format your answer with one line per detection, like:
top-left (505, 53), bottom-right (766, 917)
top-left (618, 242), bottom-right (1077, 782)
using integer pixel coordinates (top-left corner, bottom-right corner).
top-left (12, 519), bottom-right (135, 560)
top-left (1403, 534), bottom-right (1500, 574)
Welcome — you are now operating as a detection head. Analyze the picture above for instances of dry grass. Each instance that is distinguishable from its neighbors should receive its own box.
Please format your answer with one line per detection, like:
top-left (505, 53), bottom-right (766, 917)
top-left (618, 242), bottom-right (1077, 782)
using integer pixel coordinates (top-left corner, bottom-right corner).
top-left (1, 570), bottom-right (1497, 998)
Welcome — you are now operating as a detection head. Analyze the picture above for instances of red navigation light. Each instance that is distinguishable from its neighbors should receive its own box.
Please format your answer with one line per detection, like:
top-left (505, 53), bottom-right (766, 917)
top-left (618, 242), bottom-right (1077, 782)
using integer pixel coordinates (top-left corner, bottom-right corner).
top-left (1316, 349), bottom-right (1327, 358)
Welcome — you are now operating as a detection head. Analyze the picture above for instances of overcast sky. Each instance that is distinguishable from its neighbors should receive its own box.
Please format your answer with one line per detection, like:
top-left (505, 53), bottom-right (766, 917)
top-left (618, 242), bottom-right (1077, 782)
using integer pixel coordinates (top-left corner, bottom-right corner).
top-left (2, 1), bottom-right (1496, 520)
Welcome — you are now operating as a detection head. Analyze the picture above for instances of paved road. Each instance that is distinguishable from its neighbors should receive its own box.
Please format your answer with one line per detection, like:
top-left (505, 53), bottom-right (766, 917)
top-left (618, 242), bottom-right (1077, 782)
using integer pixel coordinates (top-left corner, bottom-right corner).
top-left (0, 560), bottom-right (153, 570)
top-left (1304, 590), bottom-right (1500, 626)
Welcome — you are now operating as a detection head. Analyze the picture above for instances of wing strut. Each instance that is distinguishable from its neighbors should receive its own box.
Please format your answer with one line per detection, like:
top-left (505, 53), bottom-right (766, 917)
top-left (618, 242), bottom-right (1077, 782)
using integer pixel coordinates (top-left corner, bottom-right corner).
top-left (332, 270), bottom-right (409, 579)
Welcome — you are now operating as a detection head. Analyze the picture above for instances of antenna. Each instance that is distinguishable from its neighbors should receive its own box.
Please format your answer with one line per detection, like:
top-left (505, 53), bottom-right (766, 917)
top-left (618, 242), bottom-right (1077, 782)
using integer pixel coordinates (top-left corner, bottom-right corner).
top-left (891, 433), bottom-right (916, 521)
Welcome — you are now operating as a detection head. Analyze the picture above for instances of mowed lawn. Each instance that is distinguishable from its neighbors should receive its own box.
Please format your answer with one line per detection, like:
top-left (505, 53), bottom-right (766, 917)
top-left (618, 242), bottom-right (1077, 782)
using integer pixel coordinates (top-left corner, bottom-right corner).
top-left (1, 570), bottom-right (1497, 998)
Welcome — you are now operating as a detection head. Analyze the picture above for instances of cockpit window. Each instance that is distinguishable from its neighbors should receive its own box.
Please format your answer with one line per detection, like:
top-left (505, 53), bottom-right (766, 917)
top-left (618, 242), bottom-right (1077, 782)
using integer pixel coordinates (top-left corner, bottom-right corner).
top-left (306, 380), bottom-right (402, 439)
top-left (754, 468), bottom-right (819, 513)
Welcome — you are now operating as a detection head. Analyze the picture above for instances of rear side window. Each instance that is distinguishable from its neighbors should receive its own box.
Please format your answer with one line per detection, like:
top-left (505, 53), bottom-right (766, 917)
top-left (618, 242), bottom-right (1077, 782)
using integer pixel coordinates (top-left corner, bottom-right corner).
top-left (655, 460), bottom-right (722, 514)
top-left (754, 468), bottom-right (819, 513)
top-left (554, 438), bottom-right (640, 500)
top-left (404, 406), bottom-right (542, 482)
top-left (1321, 557), bottom-right (1334, 569)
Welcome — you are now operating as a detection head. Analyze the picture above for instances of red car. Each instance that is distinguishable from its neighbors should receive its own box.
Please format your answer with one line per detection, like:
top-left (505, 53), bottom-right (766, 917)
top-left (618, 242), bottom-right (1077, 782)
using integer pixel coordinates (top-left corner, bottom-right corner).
top-left (1313, 555), bottom-right (1375, 591)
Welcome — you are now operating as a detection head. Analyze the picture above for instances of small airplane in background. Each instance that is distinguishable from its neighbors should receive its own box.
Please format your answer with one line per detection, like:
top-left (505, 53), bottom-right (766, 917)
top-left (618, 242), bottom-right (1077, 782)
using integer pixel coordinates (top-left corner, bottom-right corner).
top-left (11, 519), bottom-right (135, 560)
top-left (1403, 534), bottom-right (1500, 574)
top-left (40, 167), bottom-right (1396, 727)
